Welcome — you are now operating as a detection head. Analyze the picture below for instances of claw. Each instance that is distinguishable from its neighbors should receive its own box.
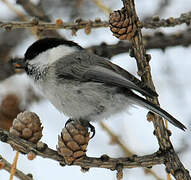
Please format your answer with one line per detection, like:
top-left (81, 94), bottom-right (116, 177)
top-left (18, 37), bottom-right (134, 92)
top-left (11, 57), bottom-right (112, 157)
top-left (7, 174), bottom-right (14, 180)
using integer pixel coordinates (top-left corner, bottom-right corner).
top-left (87, 122), bottom-right (95, 139)
top-left (79, 120), bottom-right (96, 139)
top-left (65, 118), bottom-right (74, 128)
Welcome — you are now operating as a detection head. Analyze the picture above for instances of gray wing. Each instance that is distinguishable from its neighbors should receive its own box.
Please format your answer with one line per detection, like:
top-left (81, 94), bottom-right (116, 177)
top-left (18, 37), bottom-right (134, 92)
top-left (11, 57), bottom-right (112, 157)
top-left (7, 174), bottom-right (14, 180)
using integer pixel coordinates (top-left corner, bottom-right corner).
top-left (55, 50), bottom-right (158, 98)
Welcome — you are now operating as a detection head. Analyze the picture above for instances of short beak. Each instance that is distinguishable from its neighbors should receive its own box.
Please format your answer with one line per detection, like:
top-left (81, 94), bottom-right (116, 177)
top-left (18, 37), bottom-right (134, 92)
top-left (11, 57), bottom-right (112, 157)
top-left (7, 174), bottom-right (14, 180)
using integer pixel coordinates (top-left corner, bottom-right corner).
top-left (10, 57), bottom-right (26, 69)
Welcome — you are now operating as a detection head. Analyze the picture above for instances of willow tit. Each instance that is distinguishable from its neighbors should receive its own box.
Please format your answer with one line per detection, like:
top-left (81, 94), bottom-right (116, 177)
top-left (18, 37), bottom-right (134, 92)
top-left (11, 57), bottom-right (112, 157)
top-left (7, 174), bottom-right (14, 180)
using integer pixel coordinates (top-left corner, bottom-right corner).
top-left (12, 38), bottom-right (186, 135)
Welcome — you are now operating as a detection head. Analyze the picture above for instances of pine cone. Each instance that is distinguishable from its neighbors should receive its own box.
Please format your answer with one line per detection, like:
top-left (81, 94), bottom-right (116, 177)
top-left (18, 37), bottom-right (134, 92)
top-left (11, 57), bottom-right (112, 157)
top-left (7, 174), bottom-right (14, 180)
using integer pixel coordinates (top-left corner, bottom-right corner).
top-left (109, 9), bottom-right (137, 40)
top-left (10, 111), bottom-right (43, 143)
top-left (57, 120), bottom-right (90, 164)
top-left (1, 94), bottom-right (21, 119)
top-left (0, 94), bottom-right (22, 130)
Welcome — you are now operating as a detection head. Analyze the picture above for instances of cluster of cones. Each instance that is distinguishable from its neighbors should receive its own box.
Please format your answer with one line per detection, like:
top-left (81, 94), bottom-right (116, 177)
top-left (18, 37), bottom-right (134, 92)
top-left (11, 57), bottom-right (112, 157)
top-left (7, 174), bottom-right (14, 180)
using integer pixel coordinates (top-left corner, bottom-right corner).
top-left (9, 111), bottom-right (90, 164)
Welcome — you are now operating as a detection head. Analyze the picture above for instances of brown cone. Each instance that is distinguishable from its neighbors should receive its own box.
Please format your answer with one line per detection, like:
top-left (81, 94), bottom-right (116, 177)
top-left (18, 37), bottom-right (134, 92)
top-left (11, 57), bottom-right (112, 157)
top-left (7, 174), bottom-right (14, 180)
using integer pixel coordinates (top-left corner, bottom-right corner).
top-left (0, 94), bottom-right (22, 130)
top-left (57, 120), bottom-right (90, 164)
top-left (109, 9), bottom-right (137, 40)
top-left (1, 94), bottom-right (21, 118)
top-left (10, 111), bottom-right (43, 143)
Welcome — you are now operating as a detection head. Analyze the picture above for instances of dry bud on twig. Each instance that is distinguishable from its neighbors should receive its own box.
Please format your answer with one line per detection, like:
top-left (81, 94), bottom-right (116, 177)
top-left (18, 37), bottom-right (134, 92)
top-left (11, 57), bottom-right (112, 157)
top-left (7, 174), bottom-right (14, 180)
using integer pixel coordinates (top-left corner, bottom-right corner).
top-left (27, 151), bottom-right (36, 160)
top-left (147, 112), bottom-right (155, 122)
top-left (84, 21), bottom-right (92, 35)
top-left (56, 19), bottom-right (64, 26)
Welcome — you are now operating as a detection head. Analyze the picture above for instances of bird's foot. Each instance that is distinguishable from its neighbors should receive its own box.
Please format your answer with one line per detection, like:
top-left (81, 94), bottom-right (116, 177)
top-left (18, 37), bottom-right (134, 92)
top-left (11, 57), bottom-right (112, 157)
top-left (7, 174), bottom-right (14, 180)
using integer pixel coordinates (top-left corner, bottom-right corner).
top-left (79, 120), bottom-right (95, 139)
top-left (65, 119), bottom-right (95, 139)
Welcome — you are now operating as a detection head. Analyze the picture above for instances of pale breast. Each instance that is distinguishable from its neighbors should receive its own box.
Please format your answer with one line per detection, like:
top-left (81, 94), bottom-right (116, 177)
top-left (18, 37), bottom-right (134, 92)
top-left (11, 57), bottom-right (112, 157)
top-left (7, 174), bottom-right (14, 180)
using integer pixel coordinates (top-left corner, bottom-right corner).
top-left (37, 77), bottom-right (133, 121)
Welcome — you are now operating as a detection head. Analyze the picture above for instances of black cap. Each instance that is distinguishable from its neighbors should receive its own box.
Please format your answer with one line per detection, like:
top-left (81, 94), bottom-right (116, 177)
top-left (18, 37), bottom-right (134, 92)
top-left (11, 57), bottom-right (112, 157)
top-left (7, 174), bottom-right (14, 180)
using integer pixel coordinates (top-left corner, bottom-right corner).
top-left (24, 38), bottom-right (83, 60)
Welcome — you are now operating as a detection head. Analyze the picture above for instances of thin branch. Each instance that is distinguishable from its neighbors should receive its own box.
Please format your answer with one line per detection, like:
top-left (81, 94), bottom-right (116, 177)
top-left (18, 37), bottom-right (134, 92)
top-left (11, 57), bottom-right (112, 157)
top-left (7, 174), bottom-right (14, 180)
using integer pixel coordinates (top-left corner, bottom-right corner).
top-left (100, 122), bottom-right (163, 180)
top-left (2, 29), bottom-right (190, 80)
top-left (0, 19), bottom-right (109, 31)
top-left (87, 29), bottom-right (191, 58)
top-left (16, 0), bottom-right (61, 38)
top-left (0, 11), bottom-right (191, 32)
top-left (100, 122), bottom-right (133, 156)
top-left (154, 0), bottom-right (171, 16)
top-left (0, 155), bottom-right (33, 180)
top-left (92, 0), bottom-right (112, 15)
top-left (0, 128), bottom-right (164, 169)
top-left (16, 0), bottom-right (50, 21)
top-left (144, 168), bottom-right (163, 180)
top-left (143, 0), bottom-right (171, 21)
top-left (1, 0), bottom-right (27, 20)
top-left (1, 0), bottom-right (41, 38)
top-left (121, 0), bottom-right (191, 180)
top-left (9, 151), bottom-right (19, 180)
top-left (142, 12), bottom-right (191, 29)
top-left (0, 21), bottom-right (27, 63)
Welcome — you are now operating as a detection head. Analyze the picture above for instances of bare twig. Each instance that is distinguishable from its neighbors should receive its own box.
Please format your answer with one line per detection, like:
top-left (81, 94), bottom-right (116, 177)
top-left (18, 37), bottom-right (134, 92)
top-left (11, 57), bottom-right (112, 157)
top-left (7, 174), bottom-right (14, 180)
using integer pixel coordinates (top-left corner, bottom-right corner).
top-left (92, 0), bottom-right (112, 14)
top-left (16, 0), bottom-right (50, 21)
top-left (0, 155), bottom-right (33, 180)
top-left (116, 164), bottom-right (123, 180)
top-left (0, 11), bottom-right (191, 32)
top-left (0, 19), bottom-right (109, 31)
top-left (9, 151), bottom-right (19, 180)
top-left (0, 25), bottom-right (26, 63)
top-left (121, 0), bottom-right (191, 179)
top-left (1, 29), bottom-right (190, 81)
top-left (143, 0), bottom-right (171, 21)
top-left (1, 0), bottom-right (41, 38)
top-left (16, 0), bottom-right (61, 38)
top-left (0, 128), bottom-right (164, 169)
top-left (0, 0), bottom-right (62, 81)
top-left (100, 122), bottom-right (133, 156)
top-left (142, 12), bottom-right (191, 29)
top-left (144, 168), bottom-right (163, 180)
top-left (87, 29), bottom-right (191, 58)
top-left (1, 0), bottom-right (27, 20)
top-left (100, 122), bottom-right (163, 180)
top-left (154, 0), bottom-right (170, 16)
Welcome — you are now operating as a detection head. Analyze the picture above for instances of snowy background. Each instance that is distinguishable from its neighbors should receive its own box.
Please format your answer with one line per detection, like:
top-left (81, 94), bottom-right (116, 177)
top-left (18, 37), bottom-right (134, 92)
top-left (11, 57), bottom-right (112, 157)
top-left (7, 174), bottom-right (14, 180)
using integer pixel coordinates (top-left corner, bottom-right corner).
top-left (0, 0), bottom-right (191, 179)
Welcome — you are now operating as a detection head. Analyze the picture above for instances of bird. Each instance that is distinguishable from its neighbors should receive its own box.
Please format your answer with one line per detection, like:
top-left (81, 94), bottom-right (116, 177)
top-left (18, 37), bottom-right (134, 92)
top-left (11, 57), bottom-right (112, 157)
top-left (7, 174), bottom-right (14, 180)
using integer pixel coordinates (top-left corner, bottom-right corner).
top-left (12, 37), bottom-right (186, 137)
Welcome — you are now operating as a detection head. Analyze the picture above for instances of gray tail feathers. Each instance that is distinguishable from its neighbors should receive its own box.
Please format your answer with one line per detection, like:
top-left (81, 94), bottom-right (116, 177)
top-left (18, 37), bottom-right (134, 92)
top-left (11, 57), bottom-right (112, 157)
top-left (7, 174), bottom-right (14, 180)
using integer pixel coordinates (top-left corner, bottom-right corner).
top-left (129, 93), bottom-right (186, 131)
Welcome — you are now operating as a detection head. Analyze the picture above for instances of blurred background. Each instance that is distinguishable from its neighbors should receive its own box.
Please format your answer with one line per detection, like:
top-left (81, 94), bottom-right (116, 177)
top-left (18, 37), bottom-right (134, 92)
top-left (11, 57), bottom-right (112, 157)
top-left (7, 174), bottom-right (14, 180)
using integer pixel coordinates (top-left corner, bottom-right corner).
top-left (0, 0), bottom-right (191, 179)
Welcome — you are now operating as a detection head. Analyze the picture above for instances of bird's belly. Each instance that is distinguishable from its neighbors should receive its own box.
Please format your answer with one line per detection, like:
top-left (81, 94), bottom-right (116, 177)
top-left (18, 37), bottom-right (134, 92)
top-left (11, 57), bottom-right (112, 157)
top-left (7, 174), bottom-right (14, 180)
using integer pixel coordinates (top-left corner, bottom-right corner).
top-left (39, 81), bottom-right (134, 121)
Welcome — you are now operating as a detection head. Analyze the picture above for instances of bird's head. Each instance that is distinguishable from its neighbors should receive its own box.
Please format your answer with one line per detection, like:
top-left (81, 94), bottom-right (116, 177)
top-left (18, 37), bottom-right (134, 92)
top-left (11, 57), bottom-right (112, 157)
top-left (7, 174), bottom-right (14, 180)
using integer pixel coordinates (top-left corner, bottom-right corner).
top-left (12, 38), bottom-right (82, 77)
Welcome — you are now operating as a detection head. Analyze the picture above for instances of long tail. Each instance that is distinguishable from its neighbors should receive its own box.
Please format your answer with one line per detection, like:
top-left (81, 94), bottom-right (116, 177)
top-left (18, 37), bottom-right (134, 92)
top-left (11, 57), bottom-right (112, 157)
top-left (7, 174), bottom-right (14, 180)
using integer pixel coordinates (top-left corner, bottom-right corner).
top-left (129, 93), bottom-right (186, 131)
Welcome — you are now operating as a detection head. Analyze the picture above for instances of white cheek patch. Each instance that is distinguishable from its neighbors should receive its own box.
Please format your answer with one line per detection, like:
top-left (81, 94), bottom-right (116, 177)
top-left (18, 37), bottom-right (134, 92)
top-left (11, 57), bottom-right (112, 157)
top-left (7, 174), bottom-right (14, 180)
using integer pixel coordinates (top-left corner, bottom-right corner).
top-left (48, 45), bottom-right (76, 64)
top-left (28, 45), bottom-right (77, 66)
